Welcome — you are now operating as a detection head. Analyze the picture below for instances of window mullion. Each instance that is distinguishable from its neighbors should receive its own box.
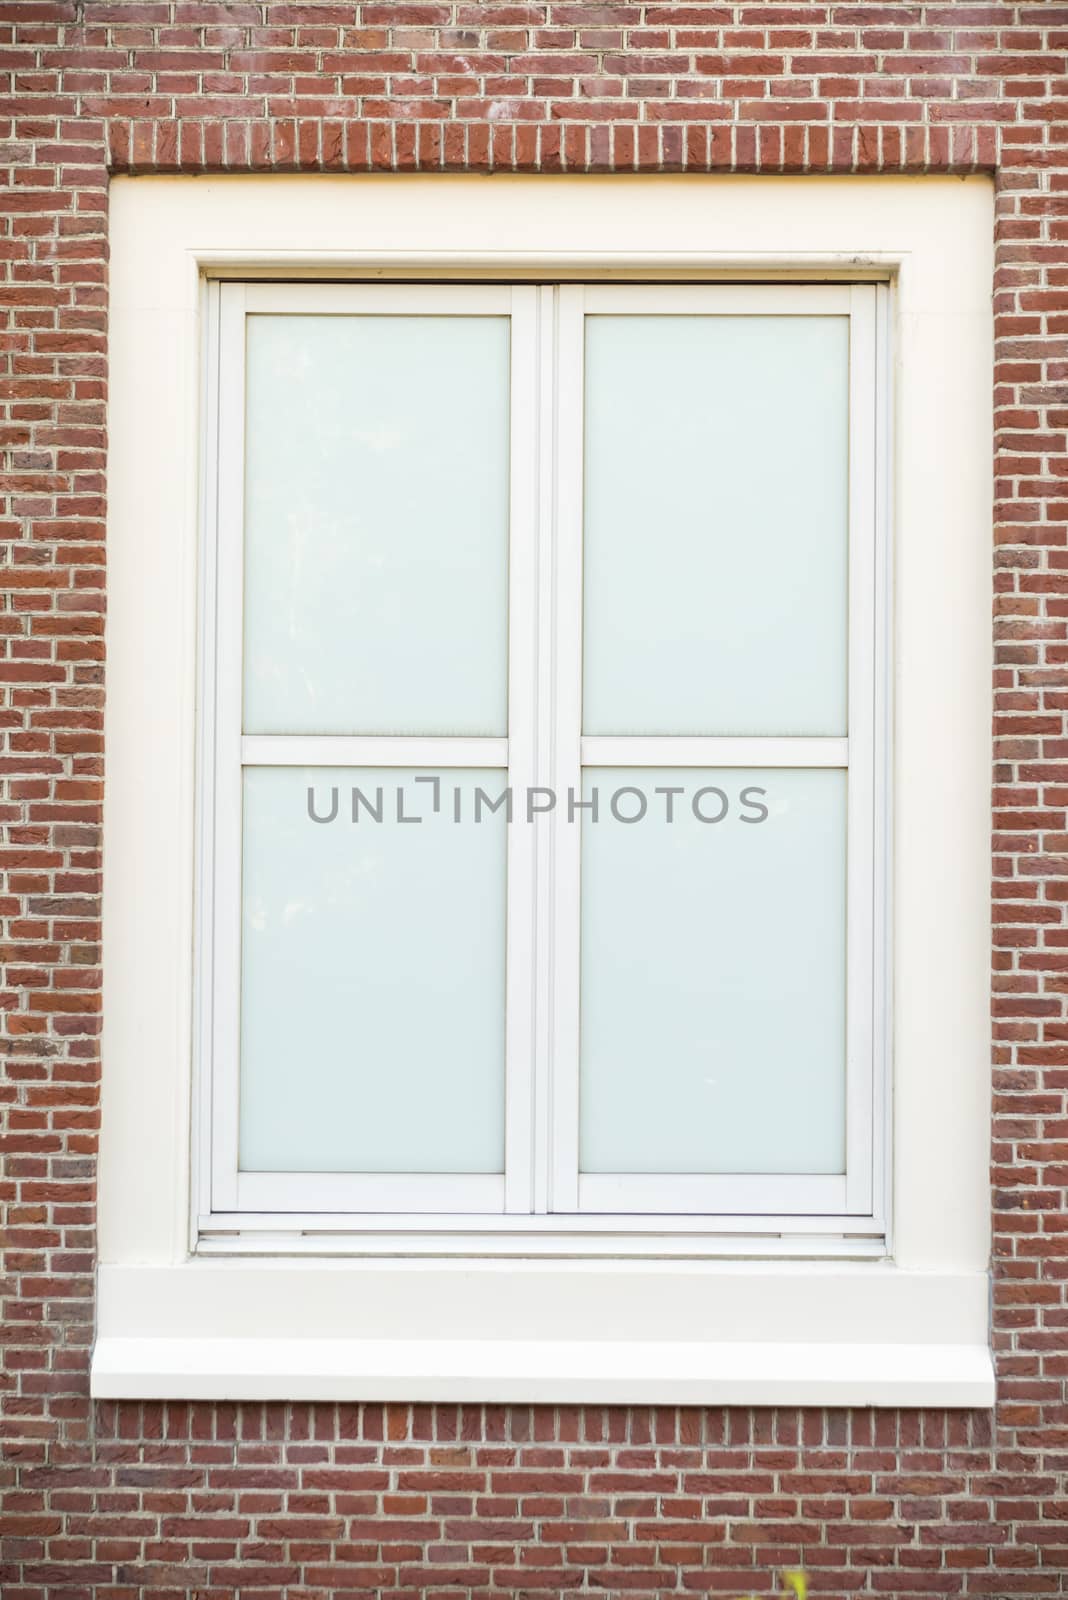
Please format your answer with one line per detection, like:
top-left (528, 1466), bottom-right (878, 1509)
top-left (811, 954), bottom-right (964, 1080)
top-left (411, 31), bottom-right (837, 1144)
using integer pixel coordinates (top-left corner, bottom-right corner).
top-left (504, 286), bottom-right (540, 1213)
top-left (545, 283), bottom-right (585, 1214)
top-left (530, 284), bottom-right (561, 1214)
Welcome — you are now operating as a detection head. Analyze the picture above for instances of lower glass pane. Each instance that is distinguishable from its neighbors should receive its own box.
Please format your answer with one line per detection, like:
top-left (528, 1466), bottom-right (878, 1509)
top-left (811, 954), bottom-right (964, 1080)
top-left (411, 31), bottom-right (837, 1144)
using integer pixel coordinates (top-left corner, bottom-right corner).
top-left (579, 768), bottom-right (846, 1175)
top-left (239, 767), bottom-right (506, 1173)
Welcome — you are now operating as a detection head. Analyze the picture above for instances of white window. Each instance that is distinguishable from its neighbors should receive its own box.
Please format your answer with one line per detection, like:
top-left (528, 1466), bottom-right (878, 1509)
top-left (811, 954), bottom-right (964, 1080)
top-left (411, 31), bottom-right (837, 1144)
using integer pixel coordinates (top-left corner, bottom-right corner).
top-left (200, 279), bottom-right (888, 1241)
top-left (95, 175), bottom-right (994, 1405)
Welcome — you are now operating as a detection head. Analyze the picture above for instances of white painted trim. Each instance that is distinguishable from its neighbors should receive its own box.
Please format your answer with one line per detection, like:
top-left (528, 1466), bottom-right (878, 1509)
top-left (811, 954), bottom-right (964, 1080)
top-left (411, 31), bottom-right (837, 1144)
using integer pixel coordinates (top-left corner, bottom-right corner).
top-left (844, 282), bottom-right (879, 1218)
top-left (91, 1336), bottom-right (994, 1406)
top-left (581, 736), bottom-right (848, 767)
top-left (531, 284), bottom-right (557, 1216)
top-left (197, 1210), bottom-right (885, 1244)
top-left (241, 735), bottom-right (509, 767)
top-left (504, 287), bottom-right (540, 1215)
top-left (872, 280), bottom-right (894, 1252)
top-left (204, 280), bottom-right (529, 1220)
top-left (191, 278), bottom-right (222, 1235)
top-left (93, 1259), bottom-right (991, 1334)
top-left (89, 1260), bottom-right (994, 1404)
top-left (580, 282), bottom-right (853, 314)
top-left (208, 282), bottom-right (246, 1215)
top-left (547, 284), bottom-right (585, 1213)
top-left (235, 1173), bottom-right (504, 1212)
top-left (579, 1173), bottom-right (848, 1214)
top-left (243, 281), bottom-right (515, 314)
top-left (102, 175), bottom-right (994, 1400)
top-left (555, 281), bottom-right (881, 1220)
top-left (200, 250), bottom-right (902, 282)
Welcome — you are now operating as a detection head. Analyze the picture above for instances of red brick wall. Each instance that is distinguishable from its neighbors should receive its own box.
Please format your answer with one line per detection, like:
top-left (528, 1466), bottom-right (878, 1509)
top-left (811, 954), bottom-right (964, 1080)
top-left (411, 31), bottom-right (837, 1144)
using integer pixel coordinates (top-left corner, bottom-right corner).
top-left (1, 2), bottom-right (1065, 1595)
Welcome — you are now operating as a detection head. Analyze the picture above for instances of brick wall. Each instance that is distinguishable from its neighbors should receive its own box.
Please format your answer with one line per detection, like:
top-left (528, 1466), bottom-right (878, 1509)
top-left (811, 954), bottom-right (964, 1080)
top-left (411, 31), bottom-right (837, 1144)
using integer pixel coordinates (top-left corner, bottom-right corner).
top-left (1, 2), bottom-right (1066, 1595)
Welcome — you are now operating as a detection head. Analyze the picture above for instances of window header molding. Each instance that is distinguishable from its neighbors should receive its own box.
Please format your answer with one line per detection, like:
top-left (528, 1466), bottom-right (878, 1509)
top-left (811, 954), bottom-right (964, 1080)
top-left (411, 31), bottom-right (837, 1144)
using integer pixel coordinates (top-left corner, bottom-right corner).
top-left (99, 174), bottom-right (994, 1405)
top-left (194, 252), bottom-right (899, 281)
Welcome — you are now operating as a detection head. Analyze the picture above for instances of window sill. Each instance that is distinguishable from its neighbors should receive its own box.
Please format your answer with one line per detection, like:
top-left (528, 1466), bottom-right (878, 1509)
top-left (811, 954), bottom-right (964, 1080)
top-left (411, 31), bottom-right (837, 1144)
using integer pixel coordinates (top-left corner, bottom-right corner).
top-left (90, 1261), bottom-right (995, 1406)
top-left (90, 1333), bottom-right (994, 1406)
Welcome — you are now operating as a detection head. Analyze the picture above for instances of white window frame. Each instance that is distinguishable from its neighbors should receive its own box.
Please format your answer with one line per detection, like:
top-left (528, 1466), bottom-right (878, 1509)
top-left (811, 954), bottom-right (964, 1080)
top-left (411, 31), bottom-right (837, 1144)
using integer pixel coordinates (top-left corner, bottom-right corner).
top-left (95, 175), bottom-right (994, 1406)
top-left (205, 282), bottom-right (537, 1222)
top-left (551, 282), bottom-right (883, 1223)
top-left (201, 279), bottom-right (887, 1237)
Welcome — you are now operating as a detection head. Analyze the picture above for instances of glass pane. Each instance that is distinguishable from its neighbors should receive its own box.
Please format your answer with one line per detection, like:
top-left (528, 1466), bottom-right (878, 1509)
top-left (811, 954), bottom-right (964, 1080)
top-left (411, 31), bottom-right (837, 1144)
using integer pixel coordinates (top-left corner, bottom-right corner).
top-left (243, 315), bottom-right (510, 736)
top-left (583, 315), bottom-right (849, 736)
top-left (239, 767), bottom-right (507, 1172)
top-left (579, 767), bottom-right (846, 1174)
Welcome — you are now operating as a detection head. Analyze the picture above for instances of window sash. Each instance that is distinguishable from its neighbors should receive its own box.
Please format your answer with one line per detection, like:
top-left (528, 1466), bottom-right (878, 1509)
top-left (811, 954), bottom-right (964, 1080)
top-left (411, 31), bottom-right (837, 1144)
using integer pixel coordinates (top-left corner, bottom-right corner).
top-left (198, 278), bottom-right (888, 1232)
top-left (550, 283), bottom-right (882, 1218)
top-left (205, 281), bottom-right (540, 1218)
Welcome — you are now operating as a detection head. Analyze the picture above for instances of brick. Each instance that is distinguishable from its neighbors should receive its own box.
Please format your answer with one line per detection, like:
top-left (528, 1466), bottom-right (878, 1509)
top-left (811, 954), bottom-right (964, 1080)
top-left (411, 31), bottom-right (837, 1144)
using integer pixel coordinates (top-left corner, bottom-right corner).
top-left (0, 4), bottom-right (1065, 1597)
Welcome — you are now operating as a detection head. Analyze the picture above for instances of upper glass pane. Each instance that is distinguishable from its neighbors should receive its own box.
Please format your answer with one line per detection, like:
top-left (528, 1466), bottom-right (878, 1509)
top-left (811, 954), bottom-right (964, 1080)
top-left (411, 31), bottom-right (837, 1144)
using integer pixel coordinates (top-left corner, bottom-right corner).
top-left (243, 315), bottom-right (510, 735)
top-left (582, 315), bottom-right (849, 736)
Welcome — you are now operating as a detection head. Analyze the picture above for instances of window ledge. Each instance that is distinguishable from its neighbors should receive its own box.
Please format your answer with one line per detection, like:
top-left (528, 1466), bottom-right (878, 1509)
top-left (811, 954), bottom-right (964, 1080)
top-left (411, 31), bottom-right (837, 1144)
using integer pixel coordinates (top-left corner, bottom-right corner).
top-left (90, 1334), bottom-right (994, 1406)
top-left (91, 1261), bottom-right (994, 1406)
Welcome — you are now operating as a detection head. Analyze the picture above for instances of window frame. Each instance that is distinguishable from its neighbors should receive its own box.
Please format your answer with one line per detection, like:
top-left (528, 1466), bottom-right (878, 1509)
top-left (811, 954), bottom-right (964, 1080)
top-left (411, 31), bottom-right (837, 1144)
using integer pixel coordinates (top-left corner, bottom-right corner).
top-left (204, 281), bottom-right (538, 1221)
top-left (96, 172), bottom-right (995, 1405)
top-left (198, 276), bottom-right (890, 1242)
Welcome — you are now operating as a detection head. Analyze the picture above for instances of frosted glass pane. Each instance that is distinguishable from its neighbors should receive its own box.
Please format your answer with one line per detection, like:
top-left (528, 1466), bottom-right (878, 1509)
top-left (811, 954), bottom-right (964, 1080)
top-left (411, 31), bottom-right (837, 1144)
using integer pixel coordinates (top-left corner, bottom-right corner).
top-left (583, 316), bottom-right (849, 736)
top-left (239, 768), bottom-right (506, 1172)
top-left (580, 768), bottom-right (846, 1173)
top-left (243, 316), bottom-right (509, 735)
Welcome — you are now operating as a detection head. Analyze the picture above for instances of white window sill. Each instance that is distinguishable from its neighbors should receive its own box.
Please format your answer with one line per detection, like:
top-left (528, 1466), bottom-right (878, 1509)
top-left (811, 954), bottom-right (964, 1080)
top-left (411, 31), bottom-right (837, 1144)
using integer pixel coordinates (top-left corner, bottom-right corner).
top-left (90, 1334), bottom-right (994, 1406)
top-left (90, 1261), bottom-right (995, 1406)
